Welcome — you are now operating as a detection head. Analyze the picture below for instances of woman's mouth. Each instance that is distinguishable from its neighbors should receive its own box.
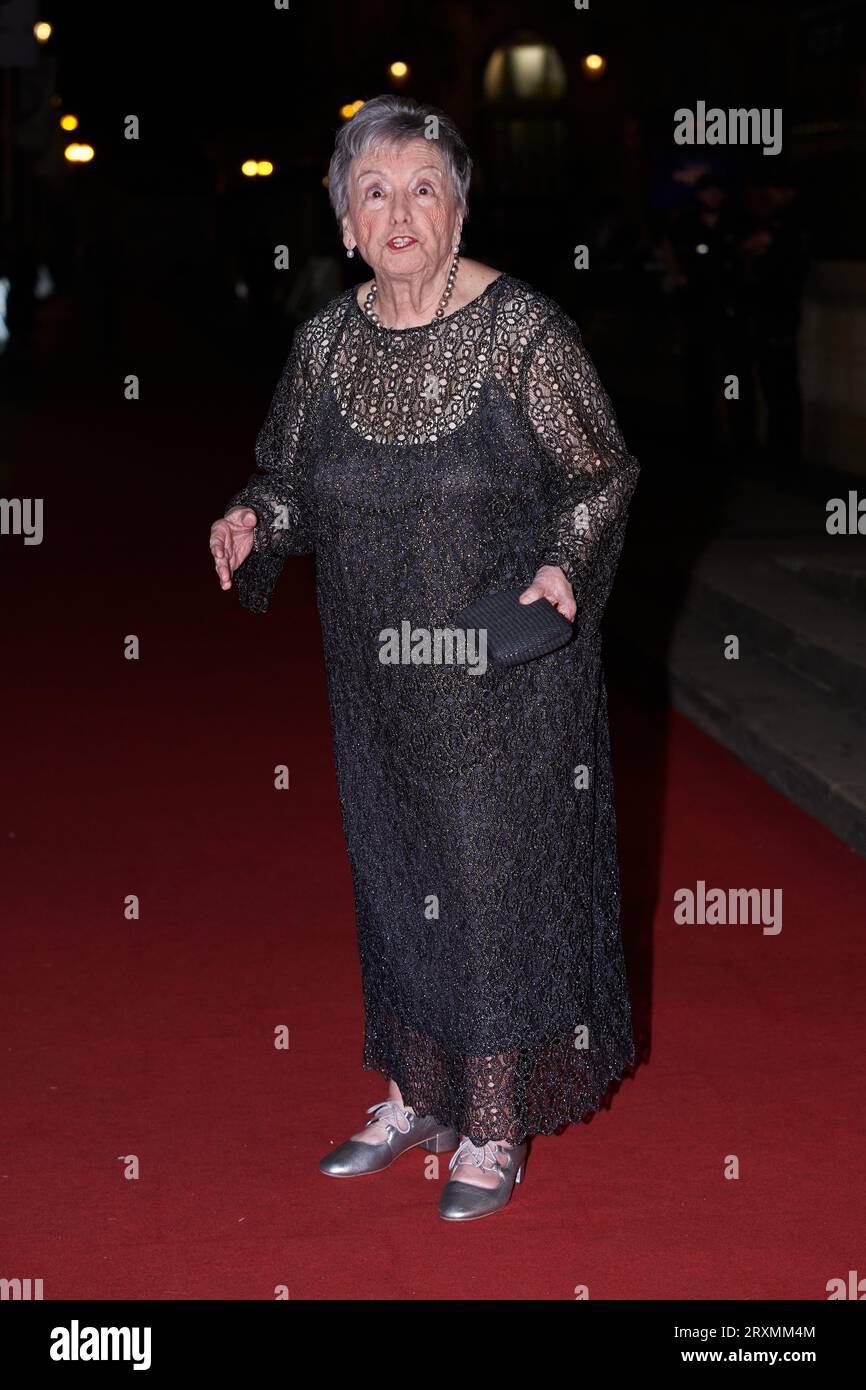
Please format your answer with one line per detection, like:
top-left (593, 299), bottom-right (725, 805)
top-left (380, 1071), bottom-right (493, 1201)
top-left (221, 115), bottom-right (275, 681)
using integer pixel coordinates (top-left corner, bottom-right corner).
top-left (386, 236), bottom-right (418, 251)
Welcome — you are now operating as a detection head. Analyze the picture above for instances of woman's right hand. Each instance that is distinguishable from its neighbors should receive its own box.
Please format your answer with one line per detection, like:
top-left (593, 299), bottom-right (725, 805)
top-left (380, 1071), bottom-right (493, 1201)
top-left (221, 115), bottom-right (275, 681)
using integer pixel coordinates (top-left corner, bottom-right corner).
top-left (210, 506), bottom-right (258, 590)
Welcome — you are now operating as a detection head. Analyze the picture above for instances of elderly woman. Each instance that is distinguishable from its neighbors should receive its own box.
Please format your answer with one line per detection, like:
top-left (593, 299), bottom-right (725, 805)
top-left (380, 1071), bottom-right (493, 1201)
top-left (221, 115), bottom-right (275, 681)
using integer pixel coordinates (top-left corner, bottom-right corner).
top-left (210, 95), bottom-right (640, 1222)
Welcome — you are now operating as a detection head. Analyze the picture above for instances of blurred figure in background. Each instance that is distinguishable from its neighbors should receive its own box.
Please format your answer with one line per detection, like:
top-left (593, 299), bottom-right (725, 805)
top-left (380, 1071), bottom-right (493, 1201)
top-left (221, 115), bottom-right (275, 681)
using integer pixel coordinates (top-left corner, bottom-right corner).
top-left (659, 173), bottom-right (747, 465)
top-left (282, 192), bottom-right (345, 332)
top-left (737, 167), bottom-right (810, 477)
top-left (0, 228), bottom-right (39, 370)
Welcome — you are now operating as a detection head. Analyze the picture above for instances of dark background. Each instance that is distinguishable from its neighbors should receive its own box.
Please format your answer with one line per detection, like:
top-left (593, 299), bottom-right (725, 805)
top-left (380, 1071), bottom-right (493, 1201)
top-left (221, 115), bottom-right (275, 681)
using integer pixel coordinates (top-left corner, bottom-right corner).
top-left (1, 0), bottom-right (864, 863)
top-left (2, 0), bottom-right (864, 424)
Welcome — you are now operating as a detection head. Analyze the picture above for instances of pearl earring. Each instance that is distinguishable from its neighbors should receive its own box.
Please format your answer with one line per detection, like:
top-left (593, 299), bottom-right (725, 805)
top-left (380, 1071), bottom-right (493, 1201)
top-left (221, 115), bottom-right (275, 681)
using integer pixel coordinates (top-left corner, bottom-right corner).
top-left (347, 247), bottom-right (355, 258)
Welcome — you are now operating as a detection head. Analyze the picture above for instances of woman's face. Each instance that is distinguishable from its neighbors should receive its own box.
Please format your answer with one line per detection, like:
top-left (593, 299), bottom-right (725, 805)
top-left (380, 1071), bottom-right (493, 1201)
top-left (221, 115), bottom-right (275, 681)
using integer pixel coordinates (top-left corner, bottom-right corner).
top-left (341, 137), bottom-right (462, 281)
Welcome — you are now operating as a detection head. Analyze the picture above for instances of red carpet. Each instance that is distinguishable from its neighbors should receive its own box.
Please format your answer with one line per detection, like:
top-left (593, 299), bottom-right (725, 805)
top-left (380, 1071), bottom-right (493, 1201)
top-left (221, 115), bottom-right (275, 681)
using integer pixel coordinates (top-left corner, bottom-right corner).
top-left (2, 380), bottom-right (864, 1300)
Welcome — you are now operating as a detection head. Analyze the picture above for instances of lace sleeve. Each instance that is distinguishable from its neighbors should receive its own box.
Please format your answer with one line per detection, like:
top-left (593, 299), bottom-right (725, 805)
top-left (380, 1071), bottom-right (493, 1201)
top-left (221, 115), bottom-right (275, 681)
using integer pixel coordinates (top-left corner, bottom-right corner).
top-left (224, 323), bottom-right (315, 614)
top-left (522, 308), bottom-right (640, 631)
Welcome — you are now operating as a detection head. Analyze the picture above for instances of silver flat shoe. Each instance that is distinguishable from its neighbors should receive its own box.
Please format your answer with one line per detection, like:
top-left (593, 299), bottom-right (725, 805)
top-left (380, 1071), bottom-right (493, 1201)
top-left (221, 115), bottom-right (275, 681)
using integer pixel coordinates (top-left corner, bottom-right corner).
top-left (438, 1137), bottom-right (528, 1221)
top-left (319, 1099), bottom-right (459, 1177)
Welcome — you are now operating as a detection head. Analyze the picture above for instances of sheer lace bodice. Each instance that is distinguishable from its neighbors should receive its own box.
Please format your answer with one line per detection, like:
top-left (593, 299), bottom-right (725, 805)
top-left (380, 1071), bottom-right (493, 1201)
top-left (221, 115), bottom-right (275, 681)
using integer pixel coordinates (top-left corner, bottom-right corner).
top-left (226, 274), bottom-right (640, 626)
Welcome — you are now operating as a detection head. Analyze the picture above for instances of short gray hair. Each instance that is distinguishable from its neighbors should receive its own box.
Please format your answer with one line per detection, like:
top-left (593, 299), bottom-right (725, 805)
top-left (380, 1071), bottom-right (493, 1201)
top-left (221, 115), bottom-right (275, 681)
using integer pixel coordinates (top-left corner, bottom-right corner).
top-left (327, 94), bottom-right (472, 228)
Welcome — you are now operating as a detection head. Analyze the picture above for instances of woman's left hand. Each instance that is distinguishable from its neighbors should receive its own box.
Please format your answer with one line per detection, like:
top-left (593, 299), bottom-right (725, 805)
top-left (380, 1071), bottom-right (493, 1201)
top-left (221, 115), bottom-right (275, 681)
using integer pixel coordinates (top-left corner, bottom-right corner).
top-left (519, 565), bottom-right (576, 622)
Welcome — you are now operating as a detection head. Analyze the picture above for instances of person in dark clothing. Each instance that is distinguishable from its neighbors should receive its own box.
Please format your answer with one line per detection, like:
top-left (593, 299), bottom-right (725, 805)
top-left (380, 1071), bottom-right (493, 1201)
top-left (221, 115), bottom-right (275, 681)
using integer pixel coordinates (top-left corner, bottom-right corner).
top-left (738, 171), bottom-right (810, 475)
top-left (661, 174), bottom-right (749, 462)
top-left (210, 94), bottom-right (640, 1224)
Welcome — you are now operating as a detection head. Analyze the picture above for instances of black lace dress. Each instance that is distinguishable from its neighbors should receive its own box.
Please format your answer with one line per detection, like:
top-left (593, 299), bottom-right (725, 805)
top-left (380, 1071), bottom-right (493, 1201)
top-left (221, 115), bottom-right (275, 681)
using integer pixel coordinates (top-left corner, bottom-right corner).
top-left (225, 273), bottom-right (640, 1145)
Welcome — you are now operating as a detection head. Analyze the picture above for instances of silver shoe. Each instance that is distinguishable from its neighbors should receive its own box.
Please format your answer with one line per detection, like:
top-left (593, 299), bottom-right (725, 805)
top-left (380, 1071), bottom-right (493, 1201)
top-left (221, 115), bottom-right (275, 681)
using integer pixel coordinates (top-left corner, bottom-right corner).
top-left (438, 1137), bottom-right (528, 1221)
top-left (319, 1099), bottom-right (459, 1177)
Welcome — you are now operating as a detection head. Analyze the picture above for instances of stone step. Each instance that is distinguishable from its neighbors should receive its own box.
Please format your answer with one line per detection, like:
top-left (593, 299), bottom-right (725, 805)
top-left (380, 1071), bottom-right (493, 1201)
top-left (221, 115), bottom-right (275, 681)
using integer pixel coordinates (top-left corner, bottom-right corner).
top-left (774, 552), bottom-right (866, 613)
top-left (683, 545), bottom-right (866, 719)
top-left (616, 602), bottom-right (866, 858)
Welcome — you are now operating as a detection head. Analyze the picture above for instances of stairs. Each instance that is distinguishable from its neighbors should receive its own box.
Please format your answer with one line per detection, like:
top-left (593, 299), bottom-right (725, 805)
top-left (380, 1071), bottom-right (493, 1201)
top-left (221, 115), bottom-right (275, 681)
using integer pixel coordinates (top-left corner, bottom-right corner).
top-left (614, 480), bottom-right (866, 857)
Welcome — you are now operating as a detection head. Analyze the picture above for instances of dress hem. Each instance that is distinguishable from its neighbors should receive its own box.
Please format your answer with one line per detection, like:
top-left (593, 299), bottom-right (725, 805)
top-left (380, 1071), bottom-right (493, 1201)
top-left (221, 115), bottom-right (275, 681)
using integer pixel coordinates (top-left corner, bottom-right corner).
top-left (361, 1048), bottom-right (637, 1147)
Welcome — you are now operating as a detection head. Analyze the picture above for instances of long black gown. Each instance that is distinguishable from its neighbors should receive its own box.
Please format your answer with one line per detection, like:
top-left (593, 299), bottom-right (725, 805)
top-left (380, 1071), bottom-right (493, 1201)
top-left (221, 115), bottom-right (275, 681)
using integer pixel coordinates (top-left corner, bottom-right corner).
top-left (225, 273), bottom-right (640, 1145)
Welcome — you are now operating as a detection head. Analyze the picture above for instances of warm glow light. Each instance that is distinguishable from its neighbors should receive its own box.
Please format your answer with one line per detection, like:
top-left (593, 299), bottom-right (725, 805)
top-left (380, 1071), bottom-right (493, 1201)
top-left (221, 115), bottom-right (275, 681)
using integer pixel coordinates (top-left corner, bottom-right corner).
top-left (34, 21), bottom-right (52, 42)
top-left (389, 61), bottom-right (409, 79)
top-left (241, 159), bottom-right (259, 177)
top-left (483, 41), bottom-right (567, 101)
top-left (256, 160), bottom-right (274, 176)
top-left (581, 53), bottom-right (606, 76)
top-left (322, 175), bottom-right (329, 188)
top-left (340, 99), bottom-right (365, 120)
top-left (64, 143), bottom-right (94, 163)
top-left (60, 114), bottom-right (79, 131)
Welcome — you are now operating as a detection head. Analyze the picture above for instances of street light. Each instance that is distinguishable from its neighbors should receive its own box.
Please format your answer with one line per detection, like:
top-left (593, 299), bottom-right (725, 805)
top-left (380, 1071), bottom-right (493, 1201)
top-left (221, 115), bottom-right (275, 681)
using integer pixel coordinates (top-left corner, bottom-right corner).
top-left (64, 144), bottom-right (94, 163)
top-left (60, 115), bottom-right (78, 132)
top-left (34, 21), bottom-right (52, 43)
top-left (581, 53), bottom-right (606, 78)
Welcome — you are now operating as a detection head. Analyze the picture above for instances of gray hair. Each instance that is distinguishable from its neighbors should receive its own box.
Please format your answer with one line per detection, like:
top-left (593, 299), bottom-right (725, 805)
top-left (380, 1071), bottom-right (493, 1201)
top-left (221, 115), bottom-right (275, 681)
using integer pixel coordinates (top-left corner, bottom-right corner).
top-left (327, 94), bottom-right (472, 228)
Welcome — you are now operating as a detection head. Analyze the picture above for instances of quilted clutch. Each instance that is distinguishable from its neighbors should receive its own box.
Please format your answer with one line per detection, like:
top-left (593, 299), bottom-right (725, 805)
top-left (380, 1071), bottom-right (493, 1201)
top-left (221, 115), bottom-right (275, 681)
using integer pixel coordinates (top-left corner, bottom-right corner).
top-left (452, 585), bottom-right (574, 667)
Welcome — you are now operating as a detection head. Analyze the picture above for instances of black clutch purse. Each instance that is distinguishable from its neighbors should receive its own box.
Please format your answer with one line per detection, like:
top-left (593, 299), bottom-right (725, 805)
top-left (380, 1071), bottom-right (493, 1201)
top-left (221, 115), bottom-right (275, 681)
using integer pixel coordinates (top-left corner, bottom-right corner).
top-left (452, 585), bottom-right (574, 667)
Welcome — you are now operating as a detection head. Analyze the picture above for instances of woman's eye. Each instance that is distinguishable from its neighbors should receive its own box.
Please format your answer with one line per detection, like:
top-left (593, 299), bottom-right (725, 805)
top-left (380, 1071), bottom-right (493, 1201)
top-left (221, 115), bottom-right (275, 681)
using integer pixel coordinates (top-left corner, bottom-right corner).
top-left (417, 185), bottom-right (432, 195)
